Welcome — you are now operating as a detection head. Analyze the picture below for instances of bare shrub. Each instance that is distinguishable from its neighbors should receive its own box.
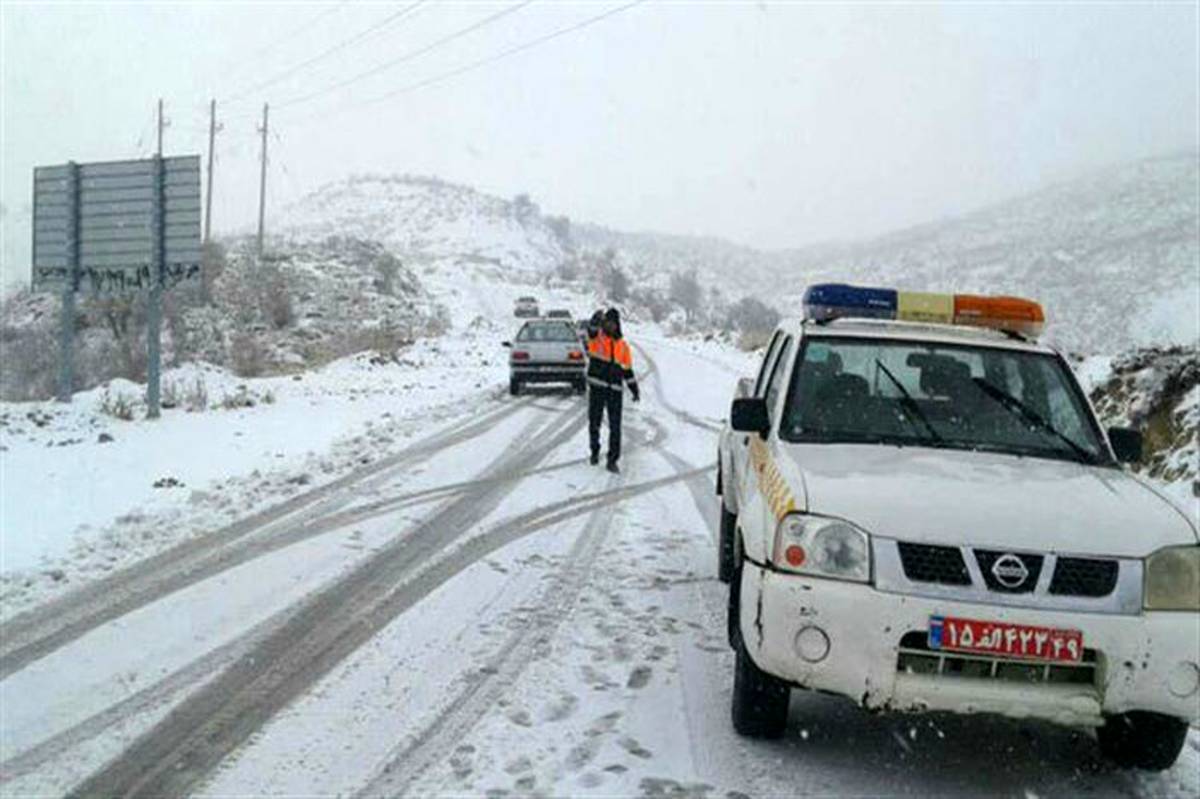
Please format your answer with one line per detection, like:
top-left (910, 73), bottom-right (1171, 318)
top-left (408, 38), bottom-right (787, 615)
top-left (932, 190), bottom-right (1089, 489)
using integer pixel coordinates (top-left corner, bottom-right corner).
top-left (229, 332), bottom-right (266, 377)
top-left (184, 378), bottom-right (208, 412)
top-left (259, 266), bottom-right (294, 330)
top-left (373, 253), bottom-right (402, 296)
top-left (99, 388), bottom-right (136, 420)
top-left (160, 379), bottom-right (181, 409)
top-left (219, 386), bottom-right (255, 410)
top-left (670, 270), bottom-right (703, 323)
top-left (727, 296), bottom-right (781, 336)
top-left (631, 288), bottom-right (670, 323)
top-left (0, 306), bottom-right (59, 401)
top-left (556, 259), bottom-right (580, 282)
top-left (737, 329), bottom-right (775, 352)
top-left (603, 264), bottom-right (629, 303)
top-left (201, 240), bottom-right (228, 305)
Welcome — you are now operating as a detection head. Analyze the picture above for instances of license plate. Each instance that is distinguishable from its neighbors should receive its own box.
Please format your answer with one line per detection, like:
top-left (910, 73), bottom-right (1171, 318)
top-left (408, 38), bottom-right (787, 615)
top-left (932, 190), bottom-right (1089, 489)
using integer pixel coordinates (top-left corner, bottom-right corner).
top-left (928, 615), bottom-right (1083, 663)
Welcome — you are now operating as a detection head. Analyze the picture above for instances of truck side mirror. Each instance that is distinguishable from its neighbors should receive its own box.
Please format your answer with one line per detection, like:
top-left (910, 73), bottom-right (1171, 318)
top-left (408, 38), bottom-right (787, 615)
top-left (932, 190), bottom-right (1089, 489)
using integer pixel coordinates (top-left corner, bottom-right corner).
top-left (731, 398), bottom-right (770, 439)
top-left (1108, 426), bottom-right (1143, 463)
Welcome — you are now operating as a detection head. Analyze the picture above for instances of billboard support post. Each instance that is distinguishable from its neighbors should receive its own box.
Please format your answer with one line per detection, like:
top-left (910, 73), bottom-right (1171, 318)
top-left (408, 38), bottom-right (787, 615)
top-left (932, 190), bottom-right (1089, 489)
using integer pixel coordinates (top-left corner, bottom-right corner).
top-left (56, 161), bottom-right (80, 403)
top-left (146, 154), bottom-right (165, 419)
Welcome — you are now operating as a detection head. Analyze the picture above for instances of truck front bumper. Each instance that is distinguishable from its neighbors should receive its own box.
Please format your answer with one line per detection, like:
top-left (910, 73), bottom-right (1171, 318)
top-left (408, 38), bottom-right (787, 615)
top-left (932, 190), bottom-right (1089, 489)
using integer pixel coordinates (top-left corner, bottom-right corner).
top-left (739, 561), bottom-right (1200, 728)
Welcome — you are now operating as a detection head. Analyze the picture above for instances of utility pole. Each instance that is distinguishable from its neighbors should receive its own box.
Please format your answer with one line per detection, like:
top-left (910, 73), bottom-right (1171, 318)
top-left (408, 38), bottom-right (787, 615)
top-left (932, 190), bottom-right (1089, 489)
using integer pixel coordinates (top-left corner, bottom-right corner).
top-left (204, 98), bottom-right (218, 246)
top-left (256, 102), bottom-right (269, 261)
top-left (156, 98), bottom-right (165, 157)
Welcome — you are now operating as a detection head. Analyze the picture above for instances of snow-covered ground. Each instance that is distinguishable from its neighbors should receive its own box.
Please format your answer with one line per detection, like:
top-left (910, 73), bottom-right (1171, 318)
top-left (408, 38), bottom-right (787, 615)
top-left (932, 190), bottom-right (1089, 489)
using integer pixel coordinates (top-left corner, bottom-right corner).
top-left (2, 313), bottom-right (1197, 797)
top-left (0, 257), bottom-right (1196, 796)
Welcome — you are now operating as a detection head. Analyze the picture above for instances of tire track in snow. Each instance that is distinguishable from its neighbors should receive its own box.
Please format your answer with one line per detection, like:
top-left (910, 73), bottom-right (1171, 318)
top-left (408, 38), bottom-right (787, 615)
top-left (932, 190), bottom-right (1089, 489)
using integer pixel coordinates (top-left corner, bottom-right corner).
top-left (0, 441), bottom-right (701, 784)
top-left (66, 402), bottom-right (586, 798)
top-left (0, 397), bottom-right (531, 680)
top-left (354, 474), bottom-right (626, 797)
top-left (634, 344), bottom-right (723, 434)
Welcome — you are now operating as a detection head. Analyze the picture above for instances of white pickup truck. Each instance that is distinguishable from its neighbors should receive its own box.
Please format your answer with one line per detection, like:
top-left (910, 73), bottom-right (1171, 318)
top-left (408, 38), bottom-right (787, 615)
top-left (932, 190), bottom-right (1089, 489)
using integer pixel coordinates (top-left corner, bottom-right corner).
top-left (715, 287), bottom-right (1198, 771)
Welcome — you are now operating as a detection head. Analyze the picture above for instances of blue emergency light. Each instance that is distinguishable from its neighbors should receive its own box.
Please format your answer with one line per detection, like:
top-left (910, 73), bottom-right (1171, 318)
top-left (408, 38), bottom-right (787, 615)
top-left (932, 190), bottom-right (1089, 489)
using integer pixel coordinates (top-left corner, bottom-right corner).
top-left (802, 283), bottom-right (898, 322)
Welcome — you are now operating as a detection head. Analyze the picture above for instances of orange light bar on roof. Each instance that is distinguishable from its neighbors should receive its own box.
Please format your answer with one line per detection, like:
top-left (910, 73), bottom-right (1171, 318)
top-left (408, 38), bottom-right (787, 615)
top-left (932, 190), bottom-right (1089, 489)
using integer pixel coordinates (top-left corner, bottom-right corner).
top-left (954, 294), bottom-right (1045, 338)
top-left (802, 283), bottom-right (1047, 339)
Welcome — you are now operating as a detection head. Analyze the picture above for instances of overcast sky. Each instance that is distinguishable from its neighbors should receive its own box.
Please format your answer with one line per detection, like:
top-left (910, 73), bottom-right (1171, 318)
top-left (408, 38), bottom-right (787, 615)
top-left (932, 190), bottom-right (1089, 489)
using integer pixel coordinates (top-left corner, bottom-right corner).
top-left (2, 0), bottom-right (1197, 290)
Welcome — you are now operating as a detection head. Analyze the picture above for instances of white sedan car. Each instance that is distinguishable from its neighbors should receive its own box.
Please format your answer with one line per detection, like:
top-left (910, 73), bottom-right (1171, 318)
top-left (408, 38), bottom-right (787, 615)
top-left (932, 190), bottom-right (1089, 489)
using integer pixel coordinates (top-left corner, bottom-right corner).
top-left (716, 295), bottom-right (1198, 771)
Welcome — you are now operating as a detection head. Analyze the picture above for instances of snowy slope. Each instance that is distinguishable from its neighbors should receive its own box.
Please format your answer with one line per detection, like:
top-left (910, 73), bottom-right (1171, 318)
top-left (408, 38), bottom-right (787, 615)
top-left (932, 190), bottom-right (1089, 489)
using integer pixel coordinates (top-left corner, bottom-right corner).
top-left (782, 153), bottom-right (1199, 353)
top-left (580, 152), bottom-right (1199, 353)
top-left (278, 174), bottom-right (570, 278)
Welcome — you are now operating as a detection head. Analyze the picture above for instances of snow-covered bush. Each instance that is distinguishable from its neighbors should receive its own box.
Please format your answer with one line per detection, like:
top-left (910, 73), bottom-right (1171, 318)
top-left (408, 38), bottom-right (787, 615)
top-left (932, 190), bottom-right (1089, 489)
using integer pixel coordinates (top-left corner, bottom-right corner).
top-left (1089, 345), bottom-right (1199, 493)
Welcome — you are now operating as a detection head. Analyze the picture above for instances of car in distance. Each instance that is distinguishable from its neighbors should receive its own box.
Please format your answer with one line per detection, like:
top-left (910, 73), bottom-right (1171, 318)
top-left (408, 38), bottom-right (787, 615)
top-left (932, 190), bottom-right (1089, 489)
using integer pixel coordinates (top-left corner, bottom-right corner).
top-left (546, 309), bottom-right (572, 320)
top-left (504, 319), bottom-right (586, 395)
top-left (716, 283), bottom-right (1199, 771)
top-left (514, 296), bottom-right (540, 318)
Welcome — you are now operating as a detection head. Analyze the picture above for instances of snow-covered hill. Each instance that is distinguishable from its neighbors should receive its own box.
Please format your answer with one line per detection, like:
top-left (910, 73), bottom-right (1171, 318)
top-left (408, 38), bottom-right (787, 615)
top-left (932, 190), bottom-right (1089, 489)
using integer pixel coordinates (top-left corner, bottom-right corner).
top-left (782, 153), bottom-right (1199, 354)
top-left (580, 153), bottom-right (1199, 354)
top-left (279, 174), bottom-right (571, 278)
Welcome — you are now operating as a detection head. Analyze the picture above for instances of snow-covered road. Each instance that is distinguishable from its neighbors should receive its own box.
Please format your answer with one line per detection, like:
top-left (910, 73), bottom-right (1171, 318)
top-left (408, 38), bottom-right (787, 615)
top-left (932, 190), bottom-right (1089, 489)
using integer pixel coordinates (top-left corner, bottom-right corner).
top-left (1, 336), bottom-right (1196, 798)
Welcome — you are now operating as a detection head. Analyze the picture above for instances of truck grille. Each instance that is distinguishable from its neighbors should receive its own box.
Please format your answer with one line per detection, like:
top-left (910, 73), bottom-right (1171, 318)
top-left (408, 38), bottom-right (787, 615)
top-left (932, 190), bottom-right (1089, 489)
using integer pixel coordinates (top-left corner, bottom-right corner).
top-left (1050, 557), bottom-right (1119, 598)
top-left (895, 632), bottom-right (1098, 686)
top-left (896, 543), bottom-right (971, 586)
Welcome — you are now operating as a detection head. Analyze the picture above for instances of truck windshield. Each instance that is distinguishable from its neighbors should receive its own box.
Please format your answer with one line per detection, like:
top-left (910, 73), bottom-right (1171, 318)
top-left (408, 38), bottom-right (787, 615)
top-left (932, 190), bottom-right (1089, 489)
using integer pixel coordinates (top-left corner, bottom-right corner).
top-left (779, 337), bottom-right (1110, 465)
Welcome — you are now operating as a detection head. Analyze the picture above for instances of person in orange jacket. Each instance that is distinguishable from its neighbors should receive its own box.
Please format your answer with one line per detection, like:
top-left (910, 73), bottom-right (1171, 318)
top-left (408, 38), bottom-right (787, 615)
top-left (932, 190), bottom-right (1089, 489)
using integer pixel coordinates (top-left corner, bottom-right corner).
top-left (586, 307), bottom-right (639, 473)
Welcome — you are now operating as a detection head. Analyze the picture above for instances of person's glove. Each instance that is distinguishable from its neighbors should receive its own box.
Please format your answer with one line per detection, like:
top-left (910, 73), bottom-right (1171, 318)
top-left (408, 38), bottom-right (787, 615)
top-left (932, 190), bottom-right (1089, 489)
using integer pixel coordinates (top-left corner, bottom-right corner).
top-left (630, 383), bottom-right (641, 403)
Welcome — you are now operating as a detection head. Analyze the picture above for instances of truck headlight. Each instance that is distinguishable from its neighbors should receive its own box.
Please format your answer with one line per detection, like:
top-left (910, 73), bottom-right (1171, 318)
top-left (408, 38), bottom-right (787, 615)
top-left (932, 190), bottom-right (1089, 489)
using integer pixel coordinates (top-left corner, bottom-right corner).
top-left (1144, 546), bottom-right (1200, 611)
top-left (772, 513), bottom-right (871, 583)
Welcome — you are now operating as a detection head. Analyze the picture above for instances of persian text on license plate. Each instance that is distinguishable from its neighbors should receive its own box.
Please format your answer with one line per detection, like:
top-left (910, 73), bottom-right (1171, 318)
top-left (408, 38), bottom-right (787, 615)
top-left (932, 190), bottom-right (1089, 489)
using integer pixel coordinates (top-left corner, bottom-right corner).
top-left (928, 616), bottom-right (1083, 663)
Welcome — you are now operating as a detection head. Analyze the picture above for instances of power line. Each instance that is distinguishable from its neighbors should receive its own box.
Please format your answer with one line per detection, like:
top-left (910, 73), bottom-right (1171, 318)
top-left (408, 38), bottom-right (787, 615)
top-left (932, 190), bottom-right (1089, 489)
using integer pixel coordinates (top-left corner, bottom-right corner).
top-left (222, 1), bottom-right (427, 106)
top-left (272, 1), bottom-right (535, 111)
top-left (215, 2), bottom-right (350, 101)
top-left (244, 2), bottom-right (349, 69)
top-left (288, 0), bottom-right (645, 127)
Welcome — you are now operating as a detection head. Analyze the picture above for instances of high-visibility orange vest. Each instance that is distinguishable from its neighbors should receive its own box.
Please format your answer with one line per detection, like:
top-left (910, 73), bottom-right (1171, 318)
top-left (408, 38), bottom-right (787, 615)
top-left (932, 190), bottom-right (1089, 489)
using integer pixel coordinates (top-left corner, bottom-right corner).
top-left (587, 333), bottom-right (636, 389)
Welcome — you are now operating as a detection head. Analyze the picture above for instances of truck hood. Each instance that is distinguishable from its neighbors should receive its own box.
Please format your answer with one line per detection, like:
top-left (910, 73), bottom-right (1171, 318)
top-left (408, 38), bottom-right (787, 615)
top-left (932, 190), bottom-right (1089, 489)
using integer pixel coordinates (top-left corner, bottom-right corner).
top-left (788, 444), bottom-right (1197, 557)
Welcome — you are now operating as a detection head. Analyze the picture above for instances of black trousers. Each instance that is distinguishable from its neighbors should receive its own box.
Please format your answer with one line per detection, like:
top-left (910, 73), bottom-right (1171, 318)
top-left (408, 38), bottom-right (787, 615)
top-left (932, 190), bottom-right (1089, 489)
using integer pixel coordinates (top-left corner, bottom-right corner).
top-left (588, 385), bottom-right (623, 464)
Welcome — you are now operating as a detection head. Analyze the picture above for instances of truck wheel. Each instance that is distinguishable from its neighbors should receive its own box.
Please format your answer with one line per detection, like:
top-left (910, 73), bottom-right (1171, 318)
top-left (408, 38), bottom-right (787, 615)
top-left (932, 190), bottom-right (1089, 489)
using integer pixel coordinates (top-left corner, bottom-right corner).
top-left (1097, 712), bottom-right (1188, 770)
top-left (509, 379), bottom-right (521, 396)
top-left (731, 636), bottom-right (790, 738)
top-left (727, 552), bottom-right (742, 649)
top-left (718, 503), bottom-right (737, 584)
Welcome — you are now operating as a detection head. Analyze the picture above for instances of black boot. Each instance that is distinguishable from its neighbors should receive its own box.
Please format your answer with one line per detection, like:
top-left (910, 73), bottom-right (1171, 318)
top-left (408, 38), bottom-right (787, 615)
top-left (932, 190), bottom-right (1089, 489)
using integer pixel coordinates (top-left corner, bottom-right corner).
top-left (606, 460), bottom-right (620, 474)
top-left (590, 451), bottom-right (600, 466)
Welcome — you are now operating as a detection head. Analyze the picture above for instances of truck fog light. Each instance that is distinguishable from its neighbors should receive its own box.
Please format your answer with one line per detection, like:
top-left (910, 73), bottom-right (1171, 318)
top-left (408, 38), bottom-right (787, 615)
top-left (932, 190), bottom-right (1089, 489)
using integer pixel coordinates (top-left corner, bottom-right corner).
top-left (795, 625), bottom-right (830, 663)
top-left (1167, 662), bottom-right (1200, 698)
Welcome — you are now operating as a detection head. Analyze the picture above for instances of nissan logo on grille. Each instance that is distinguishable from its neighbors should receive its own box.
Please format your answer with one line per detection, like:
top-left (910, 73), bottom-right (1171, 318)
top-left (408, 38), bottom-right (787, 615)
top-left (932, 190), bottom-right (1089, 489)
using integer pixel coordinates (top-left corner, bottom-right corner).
top-left (992, 553), bottom-right (1030, 589)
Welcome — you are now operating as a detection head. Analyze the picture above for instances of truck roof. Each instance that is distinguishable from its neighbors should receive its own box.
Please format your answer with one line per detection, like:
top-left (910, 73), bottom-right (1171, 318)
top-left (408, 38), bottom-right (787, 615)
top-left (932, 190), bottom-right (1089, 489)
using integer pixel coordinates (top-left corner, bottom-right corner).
top-left (780, 317), bottom-right (1056, 354)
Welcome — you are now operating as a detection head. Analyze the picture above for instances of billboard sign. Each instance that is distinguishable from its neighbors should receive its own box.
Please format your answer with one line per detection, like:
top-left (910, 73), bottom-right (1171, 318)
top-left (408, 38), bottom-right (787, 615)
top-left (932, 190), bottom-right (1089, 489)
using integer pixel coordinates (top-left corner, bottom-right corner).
top-left (32, 156), bottom-right (202, 293)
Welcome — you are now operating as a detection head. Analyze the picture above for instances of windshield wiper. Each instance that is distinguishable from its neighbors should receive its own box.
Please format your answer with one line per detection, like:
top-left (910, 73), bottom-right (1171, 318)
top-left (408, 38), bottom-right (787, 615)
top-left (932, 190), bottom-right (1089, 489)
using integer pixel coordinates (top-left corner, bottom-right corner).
top-left (970, 377), bottom-right (1100, 465)
top-left (874, 360), bottom-right (943, 443)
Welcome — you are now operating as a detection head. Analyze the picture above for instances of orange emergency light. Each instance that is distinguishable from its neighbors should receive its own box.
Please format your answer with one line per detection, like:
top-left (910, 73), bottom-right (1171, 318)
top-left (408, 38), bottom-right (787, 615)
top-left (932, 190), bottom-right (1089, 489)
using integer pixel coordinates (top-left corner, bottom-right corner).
top-left (953, 295), bottom-right (1045, 338)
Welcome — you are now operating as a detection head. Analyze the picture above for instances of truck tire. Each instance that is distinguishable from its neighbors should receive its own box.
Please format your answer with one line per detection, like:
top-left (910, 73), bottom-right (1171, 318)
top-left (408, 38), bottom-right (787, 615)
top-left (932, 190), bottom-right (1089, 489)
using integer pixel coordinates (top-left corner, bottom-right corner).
top-left (1097, 712), bottom-right (1188, 770)
top-left (509, 378), bottom-right (521, 396)
top-left (731, 636), bottom-right (790, 739)
top-left (718, 503), bottom-right (737, 584)
top-left (727, 550), bottom-right (743, 650)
